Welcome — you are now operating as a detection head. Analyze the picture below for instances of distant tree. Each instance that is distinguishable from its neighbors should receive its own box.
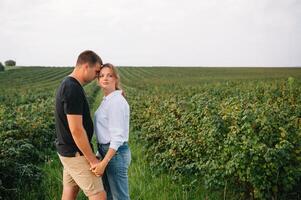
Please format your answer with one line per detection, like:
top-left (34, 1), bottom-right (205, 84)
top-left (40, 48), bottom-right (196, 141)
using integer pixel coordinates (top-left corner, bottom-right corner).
top-left (5, 60), bottom-right (16, 66)
top-left (0, 62), bottom-right (4, 71)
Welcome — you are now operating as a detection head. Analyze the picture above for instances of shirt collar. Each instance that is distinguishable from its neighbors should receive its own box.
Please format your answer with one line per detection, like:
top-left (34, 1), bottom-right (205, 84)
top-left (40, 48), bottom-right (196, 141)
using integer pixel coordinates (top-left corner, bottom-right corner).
top-left (103, 90), bottom-right (122, 101)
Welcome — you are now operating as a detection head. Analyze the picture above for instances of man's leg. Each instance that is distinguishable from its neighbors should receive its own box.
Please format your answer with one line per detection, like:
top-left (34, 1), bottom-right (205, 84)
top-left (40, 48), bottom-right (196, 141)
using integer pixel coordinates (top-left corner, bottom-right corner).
top-left (62, 185), bottom-right (79, 200)
top-left (59, 155), bottom-right (105, 200)
top-left (61, 163), bottom-right (80, 200)
top-left (88, 191), bottom-right (106, 200)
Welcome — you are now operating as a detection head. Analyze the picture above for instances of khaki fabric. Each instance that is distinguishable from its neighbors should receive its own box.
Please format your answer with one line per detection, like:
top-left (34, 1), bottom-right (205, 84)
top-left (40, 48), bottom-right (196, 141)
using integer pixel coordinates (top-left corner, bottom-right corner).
top-left (58, 153), bottom-right (104, 197)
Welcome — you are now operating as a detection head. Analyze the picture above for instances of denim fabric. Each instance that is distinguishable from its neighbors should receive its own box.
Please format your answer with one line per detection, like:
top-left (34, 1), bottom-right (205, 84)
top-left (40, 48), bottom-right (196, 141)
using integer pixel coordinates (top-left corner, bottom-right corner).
top-left (99, 143), bottom-right (131, 200)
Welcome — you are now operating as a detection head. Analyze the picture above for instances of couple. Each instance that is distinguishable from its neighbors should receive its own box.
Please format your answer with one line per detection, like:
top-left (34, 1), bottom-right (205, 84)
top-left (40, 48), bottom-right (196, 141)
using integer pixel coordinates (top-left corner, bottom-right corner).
top-left (54, 50), bottom-right (131, 200)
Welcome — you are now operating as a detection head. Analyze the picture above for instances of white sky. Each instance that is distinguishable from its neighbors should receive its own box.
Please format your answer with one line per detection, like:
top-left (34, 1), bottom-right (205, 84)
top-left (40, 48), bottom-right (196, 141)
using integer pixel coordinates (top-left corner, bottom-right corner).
top-left (0, 0), bottom-right (300, 66)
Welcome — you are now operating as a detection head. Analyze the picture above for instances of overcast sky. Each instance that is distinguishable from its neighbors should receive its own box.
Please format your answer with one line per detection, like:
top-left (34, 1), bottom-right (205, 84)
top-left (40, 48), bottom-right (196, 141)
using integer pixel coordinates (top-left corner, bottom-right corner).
top-left (0, 0), bottom-right (300, 67)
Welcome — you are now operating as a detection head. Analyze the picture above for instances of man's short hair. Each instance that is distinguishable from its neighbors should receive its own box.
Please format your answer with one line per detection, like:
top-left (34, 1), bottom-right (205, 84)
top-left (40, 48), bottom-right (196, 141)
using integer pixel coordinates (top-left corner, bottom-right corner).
top-left (76, 50), bottom-right (103, 67)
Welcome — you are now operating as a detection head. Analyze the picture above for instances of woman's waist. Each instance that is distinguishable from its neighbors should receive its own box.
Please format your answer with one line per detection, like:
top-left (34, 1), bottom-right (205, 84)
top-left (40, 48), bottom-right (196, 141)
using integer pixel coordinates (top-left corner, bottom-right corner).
top-left (97, 141), bottom-right (129, 150)
top-left (95, 132), bottom-right (129, 143)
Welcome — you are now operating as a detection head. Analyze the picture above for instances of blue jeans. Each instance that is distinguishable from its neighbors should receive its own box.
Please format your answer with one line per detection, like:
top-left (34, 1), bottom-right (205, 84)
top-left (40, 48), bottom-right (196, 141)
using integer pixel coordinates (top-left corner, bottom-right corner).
top-left (98, 143), bottom-right (131, 200)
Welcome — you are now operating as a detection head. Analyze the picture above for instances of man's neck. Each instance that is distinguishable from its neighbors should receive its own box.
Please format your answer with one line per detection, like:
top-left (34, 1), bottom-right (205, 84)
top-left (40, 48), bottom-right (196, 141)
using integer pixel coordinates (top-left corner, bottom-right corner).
top-left (69, 70), bottom-right (84, 86)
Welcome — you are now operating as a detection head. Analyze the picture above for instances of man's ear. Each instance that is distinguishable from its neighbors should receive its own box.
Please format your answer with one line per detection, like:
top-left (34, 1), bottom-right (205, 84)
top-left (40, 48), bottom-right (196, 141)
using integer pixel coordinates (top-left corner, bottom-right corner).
top-left (83, 63), bottom-right (89, 70)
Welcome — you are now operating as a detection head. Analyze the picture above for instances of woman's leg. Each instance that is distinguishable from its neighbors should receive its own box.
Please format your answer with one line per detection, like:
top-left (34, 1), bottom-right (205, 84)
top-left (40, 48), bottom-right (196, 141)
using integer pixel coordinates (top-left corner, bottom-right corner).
top-left (102, 169), bottom-right (113, 200)
top-left (106, 145), bottom-right (131, 200)
top-left (99, 146), bottom-right (113, 200)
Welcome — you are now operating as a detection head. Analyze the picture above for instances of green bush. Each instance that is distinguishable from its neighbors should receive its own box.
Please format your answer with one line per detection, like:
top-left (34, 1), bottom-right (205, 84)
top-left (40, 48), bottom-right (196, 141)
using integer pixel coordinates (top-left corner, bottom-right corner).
top-left (0, 97), bottom-right (55, 199)
top-left (0, 67), bottom-right (98, 199)
top-left (130, 80), bottom-right (301, 199)
top-left (0, 138), bottom-right (42, 198)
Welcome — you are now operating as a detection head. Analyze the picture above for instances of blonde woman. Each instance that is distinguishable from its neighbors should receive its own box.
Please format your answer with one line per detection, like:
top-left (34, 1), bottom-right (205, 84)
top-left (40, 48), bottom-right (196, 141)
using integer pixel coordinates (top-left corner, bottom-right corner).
top-left (92, 63), bottom-right (131, 200)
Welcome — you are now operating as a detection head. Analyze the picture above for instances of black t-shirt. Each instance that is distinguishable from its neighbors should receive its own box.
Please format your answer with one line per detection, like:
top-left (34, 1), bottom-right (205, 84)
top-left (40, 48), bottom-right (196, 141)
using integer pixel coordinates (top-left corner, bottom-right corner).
top-left (55, 76), bottom-right (94, 157)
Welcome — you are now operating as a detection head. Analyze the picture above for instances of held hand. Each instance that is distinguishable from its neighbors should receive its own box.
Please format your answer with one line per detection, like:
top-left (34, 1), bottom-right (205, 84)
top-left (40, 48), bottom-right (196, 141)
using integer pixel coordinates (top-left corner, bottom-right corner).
top-left (91, 160), bottom-right (107, 177)
top-left (89, 157), bottom-right (100, 170)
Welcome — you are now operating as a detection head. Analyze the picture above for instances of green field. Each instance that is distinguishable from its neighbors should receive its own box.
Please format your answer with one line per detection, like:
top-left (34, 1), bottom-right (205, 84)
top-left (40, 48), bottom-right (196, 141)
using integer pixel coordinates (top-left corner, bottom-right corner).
top-left (0, 67), bottom-right (301, 200)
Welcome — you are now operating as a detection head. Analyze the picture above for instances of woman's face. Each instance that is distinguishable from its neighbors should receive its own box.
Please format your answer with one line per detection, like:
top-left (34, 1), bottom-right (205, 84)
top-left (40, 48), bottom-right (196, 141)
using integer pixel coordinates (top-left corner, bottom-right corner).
top-left (98, 67), bottom-right (116, 91)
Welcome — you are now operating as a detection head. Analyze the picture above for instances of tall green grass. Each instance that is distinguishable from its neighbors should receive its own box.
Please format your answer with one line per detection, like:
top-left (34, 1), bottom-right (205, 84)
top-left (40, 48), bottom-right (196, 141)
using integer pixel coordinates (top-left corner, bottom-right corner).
top-left (34, 134), bottom-right (223, 200)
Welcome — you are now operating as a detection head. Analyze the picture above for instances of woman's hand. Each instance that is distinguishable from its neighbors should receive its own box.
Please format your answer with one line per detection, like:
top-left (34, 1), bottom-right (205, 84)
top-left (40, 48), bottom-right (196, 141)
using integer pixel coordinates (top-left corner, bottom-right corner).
top-left (91, 148), bottom-right (116, 176)
top-left (91, 160), bottom-right (107, 177)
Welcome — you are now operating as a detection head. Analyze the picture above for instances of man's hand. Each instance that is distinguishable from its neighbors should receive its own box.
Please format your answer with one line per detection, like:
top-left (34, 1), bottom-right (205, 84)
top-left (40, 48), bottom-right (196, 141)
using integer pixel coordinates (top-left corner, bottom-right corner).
top-left (91, 148), bottom-right (115, 176)
top-left (89, 157), bottom-right (100, 170)
top-left (91, 160), bottom-right (107, 177)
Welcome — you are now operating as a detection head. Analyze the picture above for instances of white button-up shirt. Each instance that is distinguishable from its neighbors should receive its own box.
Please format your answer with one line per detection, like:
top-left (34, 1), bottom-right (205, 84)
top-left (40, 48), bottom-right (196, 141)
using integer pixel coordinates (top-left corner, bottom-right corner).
top-left (94, 90), bottom-right (130, 151)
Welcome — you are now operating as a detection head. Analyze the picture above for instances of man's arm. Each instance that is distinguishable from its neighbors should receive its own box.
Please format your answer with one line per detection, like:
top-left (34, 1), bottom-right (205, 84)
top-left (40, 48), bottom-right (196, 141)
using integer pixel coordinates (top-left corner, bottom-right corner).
top-left (67, 114), bottom-right (98, 166)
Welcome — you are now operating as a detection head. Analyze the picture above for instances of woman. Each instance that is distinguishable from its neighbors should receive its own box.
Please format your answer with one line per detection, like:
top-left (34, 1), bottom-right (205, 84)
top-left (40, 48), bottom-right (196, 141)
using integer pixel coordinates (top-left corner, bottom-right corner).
top-left (92, 63), bottom-right (131, 200)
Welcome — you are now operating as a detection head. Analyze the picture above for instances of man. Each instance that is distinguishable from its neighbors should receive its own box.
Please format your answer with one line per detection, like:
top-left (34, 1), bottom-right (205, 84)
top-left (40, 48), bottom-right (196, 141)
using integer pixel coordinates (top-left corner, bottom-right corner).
top-left (55, 50), bottom-right (106, 200)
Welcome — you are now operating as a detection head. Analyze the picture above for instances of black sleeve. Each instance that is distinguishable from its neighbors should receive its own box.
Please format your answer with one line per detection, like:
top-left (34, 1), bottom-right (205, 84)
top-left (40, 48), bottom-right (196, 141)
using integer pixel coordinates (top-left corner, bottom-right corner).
top-left (62, 84), bottom-right (83, 115)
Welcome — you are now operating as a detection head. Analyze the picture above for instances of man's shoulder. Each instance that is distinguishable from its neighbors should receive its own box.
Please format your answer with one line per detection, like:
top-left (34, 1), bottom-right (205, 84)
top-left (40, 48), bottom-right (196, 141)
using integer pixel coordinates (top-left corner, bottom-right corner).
top-left (61, 77), bottom-right (82, 91)
top-left (57, 77), bottom-right (83, 99)
top-left (62, 77), bottom-right (81, 87)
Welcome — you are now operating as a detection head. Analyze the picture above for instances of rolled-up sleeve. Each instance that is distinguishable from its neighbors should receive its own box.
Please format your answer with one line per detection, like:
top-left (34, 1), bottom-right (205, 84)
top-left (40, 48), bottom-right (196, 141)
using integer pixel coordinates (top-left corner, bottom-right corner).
top-left (108, 102), bottom-right (127, 151)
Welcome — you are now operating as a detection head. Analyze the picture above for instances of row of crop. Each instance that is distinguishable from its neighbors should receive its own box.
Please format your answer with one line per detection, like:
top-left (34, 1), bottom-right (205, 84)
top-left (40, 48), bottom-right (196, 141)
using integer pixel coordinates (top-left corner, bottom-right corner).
top-left (0, 67), bottom-right (71, 90)
top-left (129, 79), bottom-right (301, 199)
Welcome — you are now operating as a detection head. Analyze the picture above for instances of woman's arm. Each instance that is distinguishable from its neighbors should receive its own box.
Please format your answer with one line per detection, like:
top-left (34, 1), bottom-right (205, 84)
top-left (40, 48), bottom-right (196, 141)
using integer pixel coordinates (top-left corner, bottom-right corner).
top-left (92, 98), bottom-right (129, 176)
top-left (92, 148), bottom-right (116, 176)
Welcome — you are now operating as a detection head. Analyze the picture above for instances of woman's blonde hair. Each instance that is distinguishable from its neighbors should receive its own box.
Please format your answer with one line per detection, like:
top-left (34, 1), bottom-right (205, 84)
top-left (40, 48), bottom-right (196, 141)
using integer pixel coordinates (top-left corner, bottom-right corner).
top-left (100, 63), bottom-right (122, 91)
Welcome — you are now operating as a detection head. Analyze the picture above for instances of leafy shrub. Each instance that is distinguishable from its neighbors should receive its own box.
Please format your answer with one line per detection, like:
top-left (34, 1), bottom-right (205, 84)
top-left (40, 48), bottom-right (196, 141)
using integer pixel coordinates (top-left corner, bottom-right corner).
top-left (130, 80), bottom-right (301, 199)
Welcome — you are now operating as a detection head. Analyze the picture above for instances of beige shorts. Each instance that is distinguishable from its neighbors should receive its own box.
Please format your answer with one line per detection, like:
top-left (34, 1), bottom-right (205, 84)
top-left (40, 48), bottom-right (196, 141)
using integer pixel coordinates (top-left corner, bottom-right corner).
top-left (58, 153), bottom-right (104, 197)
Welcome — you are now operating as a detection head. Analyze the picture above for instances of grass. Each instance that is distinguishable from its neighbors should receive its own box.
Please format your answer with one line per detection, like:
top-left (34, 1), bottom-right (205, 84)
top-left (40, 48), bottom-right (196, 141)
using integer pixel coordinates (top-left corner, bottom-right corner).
top-left (29, 153), bottom-right (86, 200)
top-left (128, 134), bottom-right (214, 200)
top-left (33, 133), bottom-right (223, 200)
